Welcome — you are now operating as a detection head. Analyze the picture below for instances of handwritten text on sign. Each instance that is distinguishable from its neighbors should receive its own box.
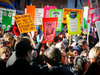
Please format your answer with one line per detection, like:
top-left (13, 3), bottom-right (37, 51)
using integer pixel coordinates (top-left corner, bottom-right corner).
top-left (14, 14), bottom-right (36, 33)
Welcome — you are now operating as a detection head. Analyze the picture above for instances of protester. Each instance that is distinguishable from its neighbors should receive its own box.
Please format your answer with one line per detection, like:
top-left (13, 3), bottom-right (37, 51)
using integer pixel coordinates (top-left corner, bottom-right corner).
top-left (43, 47), bottom-right (74, 75)
top-left (0, 47), bottom-right (10, 71)
top-left (84, 56), bottom-right (100, 75)
top-left (66, 52), bottom-right (74, 70)
top-left (3, 32), bottom-right (15, 55)
top-left (89, 46), bottom-right (100, 63)
top-left (73, 39), bottom-right (88, 55)
top-left (71, 56), bottom-right (89, 75)
top-left (5, 39), bottom-right (43, 75)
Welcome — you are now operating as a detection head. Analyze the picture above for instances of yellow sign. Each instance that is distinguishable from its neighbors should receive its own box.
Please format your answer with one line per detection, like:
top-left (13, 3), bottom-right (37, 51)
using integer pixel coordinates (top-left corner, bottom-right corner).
top-left (14, 14), bottom-right (37, 33)
top-left (63, 8), bottom-right (83, 24)
top-left (67, 14), bottom-right (81, 35)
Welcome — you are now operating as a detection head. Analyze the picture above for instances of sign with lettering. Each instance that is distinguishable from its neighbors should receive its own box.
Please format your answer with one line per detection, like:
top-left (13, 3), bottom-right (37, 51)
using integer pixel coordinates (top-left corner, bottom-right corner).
top-left (67, 13), bottom-right (81, 35)
top-left (63, 8), bottom-right (83, 24)
top-left (1, 10), bottom-right (13, 30)
top-left (34, 8), bottom-right (44, 25)
top-left (14, 14), bottom-right (37, 33)
top-left (50, 9), bottom-right (63, 31)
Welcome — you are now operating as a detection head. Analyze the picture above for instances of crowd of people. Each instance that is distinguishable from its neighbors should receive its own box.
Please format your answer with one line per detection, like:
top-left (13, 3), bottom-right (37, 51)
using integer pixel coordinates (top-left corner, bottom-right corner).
top-left (0, 23), bottom-right (100, 75)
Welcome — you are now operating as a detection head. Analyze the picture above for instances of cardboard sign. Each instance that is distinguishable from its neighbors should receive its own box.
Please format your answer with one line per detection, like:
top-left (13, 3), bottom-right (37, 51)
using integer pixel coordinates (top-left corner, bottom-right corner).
top-left (95, 21), bottom-right (100, 40)
top-left (83, 6), bottom-right (89, 29)
top-left (67, 14), bottom-right (81, 35)
top-left (63, 8), bottom-right (83, 24)
top-left (0, 8), bottom-right (16, 25)
top-left (1, 10), bottom-right (13, 30)
top-left (43, 17), bottom-right (58, 43)
top-left (88, 0), bottom-right (100, 23)
top-left (50, 9), bottom-right (63, 31)
top-left (14, 14), bottom-right (37, 33)
top-left (43, 6), bottom-right (56, 18)
top-left (34, 8), bottom-right (44, 25)
top-left (26, 5), bottom-right (36, 22)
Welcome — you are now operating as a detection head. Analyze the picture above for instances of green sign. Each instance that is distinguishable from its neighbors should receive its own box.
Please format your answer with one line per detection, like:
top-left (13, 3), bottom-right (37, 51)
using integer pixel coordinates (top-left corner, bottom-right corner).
top-left (50, 9), bottom-right (63, 31)
top-left (1, 10), bottom-right (13, 30)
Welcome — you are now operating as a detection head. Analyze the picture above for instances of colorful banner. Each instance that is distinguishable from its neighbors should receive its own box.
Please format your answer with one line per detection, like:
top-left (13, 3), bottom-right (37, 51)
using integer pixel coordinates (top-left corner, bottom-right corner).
top-left (14, 14), bottom-right (37, 33)
top-left (88, 0), bottom-right (100, 23)
top-left (43, 17), bottom-right (58, 43)
top-left (43, 5), bottom-right (56, 18)
top-left (34, 8), bottom-right (44, 25)
top-left (26, 5), bottom-right (36, 22)
top-left (63, 8), bottom-right (83, 24)
top-left (50, 9), bottom-right (63, 31)
top-left (0, 8), bottom-right (16, 25)
top-left (1, 10), bottom-right (13, 30)
top-left (67, 14), bottom-right (81, 35)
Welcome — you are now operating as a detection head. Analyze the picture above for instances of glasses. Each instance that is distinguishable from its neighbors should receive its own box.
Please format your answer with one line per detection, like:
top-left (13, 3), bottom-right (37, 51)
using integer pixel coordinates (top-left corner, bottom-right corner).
top-left (68, 57), bottom-right (74, 59)
top-left (3, 52), bottom-right (10, 54)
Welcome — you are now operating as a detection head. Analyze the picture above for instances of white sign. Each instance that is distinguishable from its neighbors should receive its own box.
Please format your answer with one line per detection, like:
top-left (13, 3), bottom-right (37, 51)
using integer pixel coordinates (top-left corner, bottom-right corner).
top-left (69, 18), bottom-right (78, 32)
top-left (34, 8), bottom-right (44, 25)
top-left (95, 21), bottom-right (100, 40)
top-left (0, 8), bottom-right (16, 25)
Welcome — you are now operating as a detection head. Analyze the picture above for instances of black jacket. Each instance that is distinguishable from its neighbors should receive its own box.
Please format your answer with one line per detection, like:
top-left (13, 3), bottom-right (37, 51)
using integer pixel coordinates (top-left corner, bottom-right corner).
top-left (5, 59), bottom-right (44, 75)
top-left (44, 63), bottom-right (74, 75)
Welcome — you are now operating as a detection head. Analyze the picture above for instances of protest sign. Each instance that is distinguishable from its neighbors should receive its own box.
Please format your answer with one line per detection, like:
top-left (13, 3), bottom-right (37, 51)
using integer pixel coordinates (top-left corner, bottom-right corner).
top-left (43, 5), bottom-right (56, 18)
top-left (1, 10), bottom-right (13, 30)
top-left (88, 0), bottom-right (100, 23)
top-left (14, 14), bottom-right (37, 33)
top-left (0, 8), bottom-right (16, 25)
top-left (83, 6), bottom-right (89, 29)
top-left (50, 9), bottom-right (63, 31)
top-left (95, 21), bottom-right (100, 40)
top-left (67, 12), bottom-right (81, 35)
top-left (26, 5), bottom-right (36, 22)
top-left (42, 17), bottom-right (58, 43)
top-left (63, 8), bottom-right (83, 24)
top-left (34, 8), bottom-right (44, 25)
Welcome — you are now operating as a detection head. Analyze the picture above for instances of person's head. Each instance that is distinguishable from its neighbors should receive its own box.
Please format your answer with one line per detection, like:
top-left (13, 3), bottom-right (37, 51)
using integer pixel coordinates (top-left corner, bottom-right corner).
top-left (43, 47), bottom-right (62, 67)
top-left (55, 42), bottom-right (66, 51)
top-left (74, 56), bottom-right (89, 74)
top-left (84, 56), bottom-right (100, 75)
top-left (31, 31), bottom-right (37, 39)
top-left (79, 39), bottom-right (88, 50)
top-left (80, 50), bottom-right (89, 60)
top-left (0, 47), bottom-right (10, 62)
top-left (89, 46), bottom-right (100, 63)
top-left (0, 38), bottom-right (7, 48)
top-left (15, 40), bottom-right (33, 63)
top-left (58, 30), bottom-right (64, 39)
top-left (61, 50), bottom-right (67, 65)
top-left (72, 48), bottom-right (79, 57)
top-left (3, 32), bottom-right (14, 47)
top-left (67, 52), bottom-right (74, 65)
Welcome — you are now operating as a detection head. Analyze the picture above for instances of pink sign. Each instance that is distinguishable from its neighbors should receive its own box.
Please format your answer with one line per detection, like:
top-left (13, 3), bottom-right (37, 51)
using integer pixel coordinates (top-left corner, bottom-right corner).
top-left (43, 6), bottom-right (56, 18)
top-left (88, 0), bottom-right (100, 23)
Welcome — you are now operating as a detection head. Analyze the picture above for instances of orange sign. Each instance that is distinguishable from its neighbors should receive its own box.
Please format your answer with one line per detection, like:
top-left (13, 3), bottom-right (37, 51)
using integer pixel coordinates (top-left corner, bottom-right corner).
top-left (26, 5), bottom-right (36, 22)
top-left (14, 14), bottom-right (37, 33)
top-left (63, 8), bottom-right (83, 24)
